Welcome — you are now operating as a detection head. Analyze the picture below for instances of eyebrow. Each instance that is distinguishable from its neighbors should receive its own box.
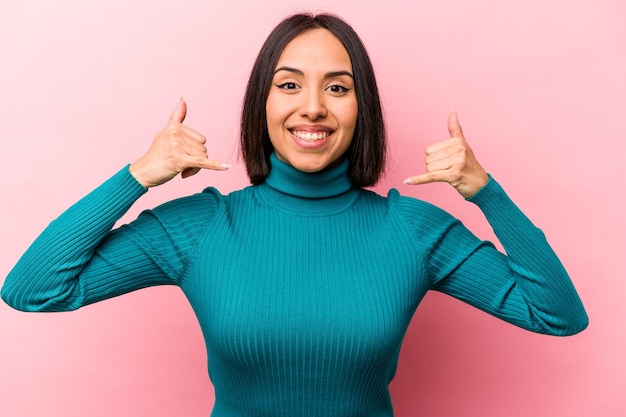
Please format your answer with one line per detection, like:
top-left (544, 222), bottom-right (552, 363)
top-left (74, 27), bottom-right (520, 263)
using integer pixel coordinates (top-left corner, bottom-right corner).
top-left (274, 66), bottom-right (354, 79)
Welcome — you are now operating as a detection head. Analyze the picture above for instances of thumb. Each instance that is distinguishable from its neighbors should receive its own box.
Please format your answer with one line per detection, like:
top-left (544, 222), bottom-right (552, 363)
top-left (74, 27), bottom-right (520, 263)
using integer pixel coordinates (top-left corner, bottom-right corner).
top-left (170, 97), bottom-right (187, 124)
top-left (448, 109), bottom-right (464, 139)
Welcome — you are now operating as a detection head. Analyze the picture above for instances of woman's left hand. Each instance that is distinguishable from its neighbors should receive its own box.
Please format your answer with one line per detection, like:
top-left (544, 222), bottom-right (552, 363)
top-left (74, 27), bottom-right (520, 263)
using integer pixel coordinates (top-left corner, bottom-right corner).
top-left (403, 110), bottom-right (489, 199)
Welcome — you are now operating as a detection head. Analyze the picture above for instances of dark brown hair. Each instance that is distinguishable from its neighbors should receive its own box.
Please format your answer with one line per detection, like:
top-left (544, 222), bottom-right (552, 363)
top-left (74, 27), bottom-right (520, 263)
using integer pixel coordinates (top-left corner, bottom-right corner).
top-left (240, 13), bottom-right (386, 187)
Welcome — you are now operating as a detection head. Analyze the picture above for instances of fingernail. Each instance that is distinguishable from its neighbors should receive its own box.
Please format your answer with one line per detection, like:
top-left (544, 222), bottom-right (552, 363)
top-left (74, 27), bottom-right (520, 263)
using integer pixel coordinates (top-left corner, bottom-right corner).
top-left (220, 163), bottom-right (232, 169)
top-left (403, 178), bottom-right (414, 185)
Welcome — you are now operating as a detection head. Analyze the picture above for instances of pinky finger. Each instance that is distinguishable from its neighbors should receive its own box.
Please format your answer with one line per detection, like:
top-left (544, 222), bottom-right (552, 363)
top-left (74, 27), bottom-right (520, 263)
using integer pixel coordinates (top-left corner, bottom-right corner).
top-left (181, 167), bottom-right (201, 178)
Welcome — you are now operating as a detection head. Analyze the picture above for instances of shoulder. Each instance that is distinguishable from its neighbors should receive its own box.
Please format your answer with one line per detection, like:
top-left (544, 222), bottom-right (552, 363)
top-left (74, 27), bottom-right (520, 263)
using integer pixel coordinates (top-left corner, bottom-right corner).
top-left (385, 188), bottom-right (459, 229)
top-left (352, 188), bottom-right (465, 252)
top-left (150, 186), bottom-right (225, 216)
top-left (147, 185), bottom-right (262, 222)
top-left (129, 187), bottom-right (230, 235)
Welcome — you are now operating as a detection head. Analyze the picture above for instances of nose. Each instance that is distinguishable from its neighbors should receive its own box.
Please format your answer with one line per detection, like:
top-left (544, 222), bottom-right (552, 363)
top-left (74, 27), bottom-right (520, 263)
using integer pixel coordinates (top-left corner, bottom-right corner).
top-left (299, 89), bottom-right (327, 120)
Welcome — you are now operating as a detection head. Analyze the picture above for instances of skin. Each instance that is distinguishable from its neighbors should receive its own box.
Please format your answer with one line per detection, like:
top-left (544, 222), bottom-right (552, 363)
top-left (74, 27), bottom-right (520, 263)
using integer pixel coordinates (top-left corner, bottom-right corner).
top-left (129, 98), bottom-right (230, 189)
top-left (130, 37), bottom-right (488, 198)
top-left (265, 28), bottom-right (358, 173)
top-left (404, 110), bottom-right (489, 199)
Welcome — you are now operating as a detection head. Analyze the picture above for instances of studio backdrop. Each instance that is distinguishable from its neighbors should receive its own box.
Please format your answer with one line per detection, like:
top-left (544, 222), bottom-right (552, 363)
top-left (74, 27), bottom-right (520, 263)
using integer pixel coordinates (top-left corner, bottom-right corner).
top-left (0, 0), bottom-right (624, 416)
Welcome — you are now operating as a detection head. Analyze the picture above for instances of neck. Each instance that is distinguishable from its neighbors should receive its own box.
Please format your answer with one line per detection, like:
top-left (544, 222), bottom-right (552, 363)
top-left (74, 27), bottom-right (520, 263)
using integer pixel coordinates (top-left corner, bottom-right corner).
top-left (256, 153), bottom-right (358, 214)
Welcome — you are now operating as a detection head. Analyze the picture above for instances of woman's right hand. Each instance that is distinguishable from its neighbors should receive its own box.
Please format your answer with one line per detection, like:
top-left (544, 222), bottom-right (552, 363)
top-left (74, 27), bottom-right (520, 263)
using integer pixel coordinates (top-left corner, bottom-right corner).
top-left (129, 98), bottom-right (231, 188)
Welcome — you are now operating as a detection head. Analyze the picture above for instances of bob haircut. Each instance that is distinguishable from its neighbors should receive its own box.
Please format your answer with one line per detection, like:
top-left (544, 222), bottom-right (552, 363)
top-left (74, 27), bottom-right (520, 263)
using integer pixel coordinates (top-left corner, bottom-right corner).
top-left (240, 13), bottom-right (386, 187)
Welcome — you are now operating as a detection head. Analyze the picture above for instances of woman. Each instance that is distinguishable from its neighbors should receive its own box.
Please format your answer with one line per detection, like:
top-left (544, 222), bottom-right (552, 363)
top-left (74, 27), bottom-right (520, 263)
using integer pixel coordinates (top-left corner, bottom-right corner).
top-left (1, 13), bottom-right (587, 417)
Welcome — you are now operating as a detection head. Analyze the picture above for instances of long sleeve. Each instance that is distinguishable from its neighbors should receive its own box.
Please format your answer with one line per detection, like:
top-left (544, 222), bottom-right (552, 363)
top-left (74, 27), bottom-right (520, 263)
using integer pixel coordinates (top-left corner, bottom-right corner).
top-left (1, 166), bottom-right (217, 312)
top-left (393, 176), bottom-right (588, 336)
top-left (1, 154), bottom-right (589, 416)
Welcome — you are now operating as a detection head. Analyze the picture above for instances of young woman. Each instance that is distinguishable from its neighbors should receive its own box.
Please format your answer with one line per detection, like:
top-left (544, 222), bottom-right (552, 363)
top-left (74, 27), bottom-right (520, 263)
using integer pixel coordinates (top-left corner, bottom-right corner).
top-left (2, 13), bottom-right (587, 417)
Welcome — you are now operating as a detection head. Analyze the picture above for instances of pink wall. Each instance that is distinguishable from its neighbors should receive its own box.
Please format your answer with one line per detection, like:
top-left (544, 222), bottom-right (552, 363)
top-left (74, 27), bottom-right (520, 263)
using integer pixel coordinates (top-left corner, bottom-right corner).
top-left (1, 0), bottom-right (623, 415)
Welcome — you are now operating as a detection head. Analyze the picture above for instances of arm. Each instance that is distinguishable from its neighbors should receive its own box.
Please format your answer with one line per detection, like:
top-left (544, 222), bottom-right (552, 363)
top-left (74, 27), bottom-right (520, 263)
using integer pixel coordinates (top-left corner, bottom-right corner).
top-left (402, 111), bottom-right (587, 335)
top-left (2, 98), bottom-right (230, 311)
top-left (1, 167), bottom-right (153, 311)
top-left (2, 167), bottom-right (224, 312)
top-left (422, 178), bottom-right (587, 335)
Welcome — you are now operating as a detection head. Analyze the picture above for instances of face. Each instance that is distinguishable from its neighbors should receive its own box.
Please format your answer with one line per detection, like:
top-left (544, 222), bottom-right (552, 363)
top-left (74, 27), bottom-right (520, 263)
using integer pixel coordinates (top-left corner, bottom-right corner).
top-left (266, 28), bottom-right (357, 173)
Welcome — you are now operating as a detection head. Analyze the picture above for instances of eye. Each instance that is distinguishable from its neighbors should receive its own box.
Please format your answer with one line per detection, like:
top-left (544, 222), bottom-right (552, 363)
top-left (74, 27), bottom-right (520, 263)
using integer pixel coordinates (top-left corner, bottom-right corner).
top-left (327, 84), bottom-right (351, 94)
top-left (276, 82), bottom-right (299, 90)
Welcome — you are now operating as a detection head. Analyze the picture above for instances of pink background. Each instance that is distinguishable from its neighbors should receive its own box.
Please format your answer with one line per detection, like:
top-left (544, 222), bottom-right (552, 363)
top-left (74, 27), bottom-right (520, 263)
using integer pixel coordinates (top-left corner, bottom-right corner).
top-left (1, 0), bottom-right (624, 415)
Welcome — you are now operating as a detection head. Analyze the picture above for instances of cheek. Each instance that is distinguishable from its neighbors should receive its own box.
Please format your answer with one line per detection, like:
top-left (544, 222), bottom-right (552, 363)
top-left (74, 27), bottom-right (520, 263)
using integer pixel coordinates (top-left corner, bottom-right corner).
top-left (343, 100), bottom-right (358, 132)
top-left (265, 96), bottom-right (289, 127)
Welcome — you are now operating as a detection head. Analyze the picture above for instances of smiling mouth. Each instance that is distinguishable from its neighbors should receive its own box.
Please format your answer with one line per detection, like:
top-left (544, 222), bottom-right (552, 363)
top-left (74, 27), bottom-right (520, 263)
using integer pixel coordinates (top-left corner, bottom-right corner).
top-left (290, 130), bottom-right (331, 141)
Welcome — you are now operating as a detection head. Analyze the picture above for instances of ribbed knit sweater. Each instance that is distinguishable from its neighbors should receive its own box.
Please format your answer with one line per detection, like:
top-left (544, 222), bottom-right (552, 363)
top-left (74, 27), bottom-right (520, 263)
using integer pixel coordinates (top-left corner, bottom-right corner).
top-left (2, 153), bottom-right (587, 416)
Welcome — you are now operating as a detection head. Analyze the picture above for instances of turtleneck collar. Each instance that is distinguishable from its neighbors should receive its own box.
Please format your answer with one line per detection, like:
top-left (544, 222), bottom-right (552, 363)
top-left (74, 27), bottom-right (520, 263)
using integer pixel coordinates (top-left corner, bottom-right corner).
top-left (256, 153), bottom-right (359, 215)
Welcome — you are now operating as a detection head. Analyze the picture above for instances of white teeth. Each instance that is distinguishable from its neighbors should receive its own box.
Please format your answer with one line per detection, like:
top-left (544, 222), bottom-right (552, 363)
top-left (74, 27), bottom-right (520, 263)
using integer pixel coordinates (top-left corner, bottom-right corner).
top-left (292, 130), bottom-right (329, 141)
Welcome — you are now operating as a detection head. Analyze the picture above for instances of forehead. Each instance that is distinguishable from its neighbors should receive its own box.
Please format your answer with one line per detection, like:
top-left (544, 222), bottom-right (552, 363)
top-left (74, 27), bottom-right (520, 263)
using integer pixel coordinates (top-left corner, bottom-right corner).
top-left (276, 28), bottom-right (352, 69)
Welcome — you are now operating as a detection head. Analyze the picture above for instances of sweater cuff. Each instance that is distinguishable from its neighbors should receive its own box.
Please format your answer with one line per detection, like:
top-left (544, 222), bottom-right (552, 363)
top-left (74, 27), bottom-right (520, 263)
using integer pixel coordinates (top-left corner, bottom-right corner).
top-left (465, 174), bottom-right (516, 214)
top-left (76, 165), bottom-right (149, 215)
top-left (122, 164), bottom-right (150, 192)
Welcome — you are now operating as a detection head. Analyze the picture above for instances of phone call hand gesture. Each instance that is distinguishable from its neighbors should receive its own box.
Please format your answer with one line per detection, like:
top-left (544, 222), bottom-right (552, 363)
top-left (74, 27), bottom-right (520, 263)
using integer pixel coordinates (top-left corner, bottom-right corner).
top-left (403, 110), bottom-right (489, 199)
top-left (129, 98), bottom-right (231, 189)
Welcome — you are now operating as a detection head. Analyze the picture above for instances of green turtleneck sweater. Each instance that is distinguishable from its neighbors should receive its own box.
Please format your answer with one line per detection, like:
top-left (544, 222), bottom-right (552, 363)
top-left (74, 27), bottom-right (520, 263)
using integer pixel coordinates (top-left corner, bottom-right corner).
top-left (2, 154), bottom-right (587, 416)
